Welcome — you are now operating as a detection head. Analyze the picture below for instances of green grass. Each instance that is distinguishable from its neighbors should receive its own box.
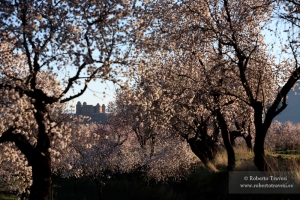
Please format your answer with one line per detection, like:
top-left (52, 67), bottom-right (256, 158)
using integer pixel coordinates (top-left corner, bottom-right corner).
top-left (0, 180), bottom-right (18, 200)
top-left (0, 195), bottom-right (18, 200)
top-left (273, 149), bottom-right (300, 154)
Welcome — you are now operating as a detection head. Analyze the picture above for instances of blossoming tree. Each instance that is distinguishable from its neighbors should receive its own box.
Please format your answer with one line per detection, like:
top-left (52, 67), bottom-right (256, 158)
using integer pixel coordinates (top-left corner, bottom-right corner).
top-left (0, 0), bottom-right (142, 199)
top-left (108, 102), bottom-right (199, 183)
top-left (128, 0), bottom-right (300, 172)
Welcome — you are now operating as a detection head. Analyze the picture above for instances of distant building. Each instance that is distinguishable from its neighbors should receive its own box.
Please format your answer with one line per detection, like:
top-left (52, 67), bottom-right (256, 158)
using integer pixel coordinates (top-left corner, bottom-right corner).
top-left (76, 101), bottom-right (108, 123)
top-left (76, 101), bottom-right (106, 114)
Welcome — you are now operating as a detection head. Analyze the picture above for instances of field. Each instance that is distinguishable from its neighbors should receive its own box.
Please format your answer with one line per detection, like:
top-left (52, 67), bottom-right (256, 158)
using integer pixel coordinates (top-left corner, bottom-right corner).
top-left (1, 147), bottom-right (300, 200)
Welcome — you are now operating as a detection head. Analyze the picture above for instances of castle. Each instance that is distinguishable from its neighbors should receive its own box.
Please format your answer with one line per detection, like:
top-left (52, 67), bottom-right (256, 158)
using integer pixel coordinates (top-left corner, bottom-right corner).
top-left (76, 101), bottom-right (106, 115)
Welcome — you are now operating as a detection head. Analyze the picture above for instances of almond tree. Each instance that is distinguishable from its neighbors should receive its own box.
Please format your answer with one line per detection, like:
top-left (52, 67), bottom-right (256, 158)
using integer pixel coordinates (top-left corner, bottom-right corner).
top-left (0, 1), bottom-right (141, 199)
top-left (266, 121), bottom-right (300, 152)
top-left (202, 0), bottom-right (300, 171)
top-left (0, 111), bottom-right (140, 200)
top-left (51, 112), bottom-right (197, 199)
top-left (113, 57), bottom-right (239, 171)
top-left (0, 102), bottom-right (86, 199)
top-left (133, 0), bottom-right (300, 172)
top-left (117, 1), bottom-right (261, 171)
top-left (50, 121), bottom-right (141, 200)
top-left (109, 100), bottom-right (199, 183)
top-left (0, 143), bottom-right (32, 197)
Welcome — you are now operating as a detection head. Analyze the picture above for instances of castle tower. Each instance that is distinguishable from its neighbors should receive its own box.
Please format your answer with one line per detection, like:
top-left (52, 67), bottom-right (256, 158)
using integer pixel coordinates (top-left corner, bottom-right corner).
top-left (102, 104), bottom-right (106, 113)
top-left (81, 102), bottom-right (93, 114)
top-left (94, 103), bottom-right (101, 113)
top-left (76, 101), bottom-right (82, 114)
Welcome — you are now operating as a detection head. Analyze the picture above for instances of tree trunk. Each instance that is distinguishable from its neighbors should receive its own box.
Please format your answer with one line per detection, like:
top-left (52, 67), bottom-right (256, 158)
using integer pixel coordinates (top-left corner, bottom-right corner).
top-left (253, 102), bottom-right (272, 171)
top-left (94, 179), bottom-right (104, 200)
top-left (220, 130), bottom-right (235, 171)
top-left (26, 106), bottom-right (52, 200)
top-left (253, 126), bottom-right (272, 171)
top-left (29, 152), bottom-right (52, 200)
top-left (0, 127), bottom-right (52, 200)
top-left (74, 178), bottom-right (78, 195)
top-left (243, 133), bottom-right (253, 151)
top-left (187, 138), bottom-right (218, 172)
top-left (254, 144), bottom-right (272, 171)
top-left (216, 109), bottom-right (235, 171)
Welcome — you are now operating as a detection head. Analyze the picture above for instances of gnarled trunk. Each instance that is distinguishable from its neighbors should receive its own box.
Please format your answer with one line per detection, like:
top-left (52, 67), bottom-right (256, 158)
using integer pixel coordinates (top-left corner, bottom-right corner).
top-left (187, 138), bottom-right (218, 172)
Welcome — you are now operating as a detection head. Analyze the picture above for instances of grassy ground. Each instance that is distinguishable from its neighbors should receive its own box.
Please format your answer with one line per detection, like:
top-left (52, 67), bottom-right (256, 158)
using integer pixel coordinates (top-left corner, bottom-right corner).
top-left (0, 196), bottom-right (17, 200)
top-left (0, 179), bottom-right (17, 200)
top-left (0, 183), bottom-right (18, 200)
top-left (2, 147), bottom-right (300, 200)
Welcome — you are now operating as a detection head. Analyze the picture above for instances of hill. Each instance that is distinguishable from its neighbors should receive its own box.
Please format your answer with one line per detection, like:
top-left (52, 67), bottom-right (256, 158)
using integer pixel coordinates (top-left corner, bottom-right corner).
top-left (274, 87), bottom-right (300, 124)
